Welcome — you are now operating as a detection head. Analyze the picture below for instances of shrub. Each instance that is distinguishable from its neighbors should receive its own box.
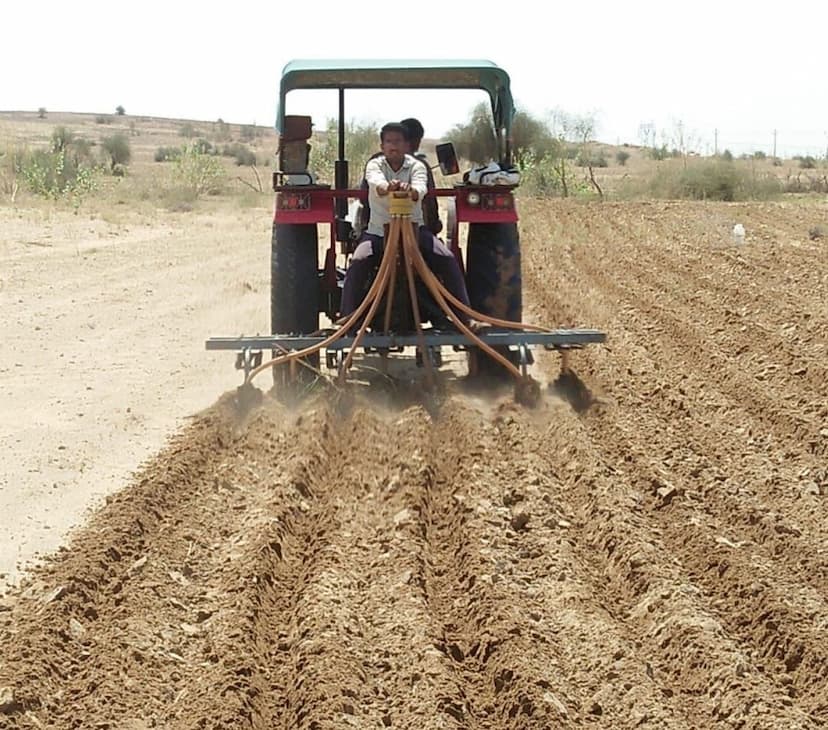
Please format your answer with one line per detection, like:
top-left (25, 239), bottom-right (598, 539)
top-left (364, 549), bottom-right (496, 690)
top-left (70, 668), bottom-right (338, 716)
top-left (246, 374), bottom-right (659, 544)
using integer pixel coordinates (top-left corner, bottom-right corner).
top-left (446, 103), bottom-right (498, 164)
top-left (95, 115), bottom-right (112, 125)
top-left (174, 143), bottom-right (224, 196)
top-left (518, 151), bottom-right (568, 196)
top-left (309, 119), bottom-right (379, 186)
top-left (720, 149), bottom-right (734, 162)
top-left (50, 126), bottom-right (75, 153)
top-left (239, 124), bottom-right (258, 141)
top-left (222, 142), bottom-right (256, 166)
top-left (155, 146), bottom-right (182, 162)
top-left (116, 105), bottom-right (126, 116)
top-left (576, 152), bottom-right (608, 168)
top-left (648, 145), bottom-right (671, 161)
top-left (20, 148), bottom-right (99, 206)
top-left (616, 150), bottom-right (630, 166)
top-left (783, 172), bottom-right (828, 194)
top-left (798, 155), bottom-right (817, 169)
top-left (647, 160), bottom-right (780, 201)
top-left (752, 150), bottom-right (767, 160)
top-left (518, 150), bottom-right (590, 198)
top-left (214, 118), bottom-right (231, 141)
top-left (192, 138), bottom-right (218, 156)
top-left (1, 146), bottom-right (26, 201)
top-left (37, 107), bottom-right (47, 119)
top-left (50, 127), bottom-right (95, 168)
top-left (179, 123), bottom-right (197, 138)
top-left (101, 134), bottom-right (131, 172)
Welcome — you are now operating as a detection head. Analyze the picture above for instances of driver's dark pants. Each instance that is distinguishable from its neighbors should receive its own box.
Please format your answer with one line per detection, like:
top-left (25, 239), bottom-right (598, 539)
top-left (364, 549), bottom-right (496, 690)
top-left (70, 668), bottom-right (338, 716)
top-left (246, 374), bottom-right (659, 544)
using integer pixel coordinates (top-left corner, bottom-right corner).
top-left (341, 225), bottom-right (470, 326)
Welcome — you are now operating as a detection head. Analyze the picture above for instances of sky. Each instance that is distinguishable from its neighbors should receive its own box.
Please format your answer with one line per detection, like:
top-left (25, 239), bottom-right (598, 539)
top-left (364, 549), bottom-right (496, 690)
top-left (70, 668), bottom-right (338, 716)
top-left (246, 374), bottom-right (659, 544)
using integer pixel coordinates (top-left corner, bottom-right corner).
top-left (3, 0), bottom-right (828, 158)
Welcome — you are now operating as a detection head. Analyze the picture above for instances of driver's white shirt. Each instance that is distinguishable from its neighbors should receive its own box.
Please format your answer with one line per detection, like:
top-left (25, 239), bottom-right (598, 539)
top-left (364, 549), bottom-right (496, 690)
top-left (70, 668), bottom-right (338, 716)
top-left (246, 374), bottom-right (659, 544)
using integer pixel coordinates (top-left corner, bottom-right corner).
top-left (364, 154), bottom-right (428, 236)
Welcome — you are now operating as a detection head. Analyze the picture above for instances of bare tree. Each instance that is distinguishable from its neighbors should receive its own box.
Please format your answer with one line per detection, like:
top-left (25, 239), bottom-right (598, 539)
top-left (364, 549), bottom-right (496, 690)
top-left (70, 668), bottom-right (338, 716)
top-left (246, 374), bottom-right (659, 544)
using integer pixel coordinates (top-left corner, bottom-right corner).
top-left (547, 110), bottom-right (602, 199)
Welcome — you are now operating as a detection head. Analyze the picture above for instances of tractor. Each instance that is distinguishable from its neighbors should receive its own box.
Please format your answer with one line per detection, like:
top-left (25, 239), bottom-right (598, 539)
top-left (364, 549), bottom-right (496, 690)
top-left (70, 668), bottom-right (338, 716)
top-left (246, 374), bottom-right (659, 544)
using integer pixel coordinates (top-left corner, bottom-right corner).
top-left (207, 59), bottom-right (605, 404)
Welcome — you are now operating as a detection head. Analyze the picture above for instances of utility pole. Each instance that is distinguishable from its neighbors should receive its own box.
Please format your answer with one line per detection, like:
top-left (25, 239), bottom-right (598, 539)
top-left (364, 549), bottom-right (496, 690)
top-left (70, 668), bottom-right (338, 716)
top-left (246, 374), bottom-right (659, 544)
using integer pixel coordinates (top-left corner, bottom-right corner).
top-left (773, 129), bottom-right (777, 159)
top-left (714, 128), bottom-right (718, 156)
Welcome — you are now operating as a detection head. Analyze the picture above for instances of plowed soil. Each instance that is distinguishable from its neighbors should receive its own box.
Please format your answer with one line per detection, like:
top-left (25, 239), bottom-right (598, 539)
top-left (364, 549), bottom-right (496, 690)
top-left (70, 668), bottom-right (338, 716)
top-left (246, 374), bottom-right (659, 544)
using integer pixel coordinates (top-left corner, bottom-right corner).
top-left (1, 199), bottom-right (827, 729)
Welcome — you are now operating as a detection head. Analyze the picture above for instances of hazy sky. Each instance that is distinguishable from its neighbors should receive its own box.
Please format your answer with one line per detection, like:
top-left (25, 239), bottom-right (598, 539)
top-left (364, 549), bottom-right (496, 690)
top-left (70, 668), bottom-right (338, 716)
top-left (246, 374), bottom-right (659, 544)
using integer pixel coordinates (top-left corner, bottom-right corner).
top-left (4, 0), bottom-right (827, 157)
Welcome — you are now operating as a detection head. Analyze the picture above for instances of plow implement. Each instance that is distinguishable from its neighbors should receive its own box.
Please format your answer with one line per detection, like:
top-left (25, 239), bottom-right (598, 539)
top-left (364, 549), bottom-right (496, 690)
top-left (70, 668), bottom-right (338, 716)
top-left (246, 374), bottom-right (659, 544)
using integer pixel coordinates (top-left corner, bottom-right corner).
top-left (207, 196), bottom-right (605, 406)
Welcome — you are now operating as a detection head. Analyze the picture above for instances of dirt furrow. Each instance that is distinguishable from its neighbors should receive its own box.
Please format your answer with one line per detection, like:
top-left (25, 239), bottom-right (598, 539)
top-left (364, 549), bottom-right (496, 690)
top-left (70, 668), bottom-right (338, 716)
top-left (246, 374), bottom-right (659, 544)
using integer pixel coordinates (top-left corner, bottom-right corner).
top-left (557, 221), bottom-right (826, 459)
top-left (526, 249), bottom-right (828, 599)
top-left (0, 394), bottom-right (260, 728)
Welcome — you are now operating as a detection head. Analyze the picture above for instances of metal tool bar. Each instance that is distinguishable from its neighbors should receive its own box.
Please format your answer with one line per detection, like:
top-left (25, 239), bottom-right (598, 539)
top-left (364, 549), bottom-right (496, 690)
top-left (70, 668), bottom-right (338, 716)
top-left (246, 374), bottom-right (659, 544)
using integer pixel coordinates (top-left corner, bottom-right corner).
top-left (206, 329), bottom-right (606, 352)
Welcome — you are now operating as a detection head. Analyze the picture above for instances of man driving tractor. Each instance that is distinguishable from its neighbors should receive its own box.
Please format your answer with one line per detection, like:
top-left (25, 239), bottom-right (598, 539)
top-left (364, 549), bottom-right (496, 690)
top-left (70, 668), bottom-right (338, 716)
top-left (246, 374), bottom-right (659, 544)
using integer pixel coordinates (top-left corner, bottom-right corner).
top-left (340, 122), bottom-right (470, 326)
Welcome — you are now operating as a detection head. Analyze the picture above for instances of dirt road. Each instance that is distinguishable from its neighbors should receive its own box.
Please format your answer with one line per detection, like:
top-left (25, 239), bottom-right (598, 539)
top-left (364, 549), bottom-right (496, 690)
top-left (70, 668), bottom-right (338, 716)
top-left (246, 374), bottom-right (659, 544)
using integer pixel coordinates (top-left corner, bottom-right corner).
top-left (0, 203), bottom-right (270, 586)
top-left (1, 199), bottom-right (826, 728)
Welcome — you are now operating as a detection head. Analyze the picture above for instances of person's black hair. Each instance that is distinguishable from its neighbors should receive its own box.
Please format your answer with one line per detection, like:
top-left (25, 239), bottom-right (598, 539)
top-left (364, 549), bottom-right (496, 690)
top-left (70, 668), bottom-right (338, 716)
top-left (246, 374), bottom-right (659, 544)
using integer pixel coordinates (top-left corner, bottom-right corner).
top-left (380, 122), bottom-right (409, 142)
top-left (400, 117), bottom-right (424, 142)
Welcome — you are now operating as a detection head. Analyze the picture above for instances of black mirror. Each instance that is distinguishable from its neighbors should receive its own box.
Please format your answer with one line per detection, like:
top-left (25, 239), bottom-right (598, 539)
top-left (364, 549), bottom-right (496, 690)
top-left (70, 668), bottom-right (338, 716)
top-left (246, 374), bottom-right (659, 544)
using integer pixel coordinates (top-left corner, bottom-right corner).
top-left (436, 143), bottom-right (460, 176)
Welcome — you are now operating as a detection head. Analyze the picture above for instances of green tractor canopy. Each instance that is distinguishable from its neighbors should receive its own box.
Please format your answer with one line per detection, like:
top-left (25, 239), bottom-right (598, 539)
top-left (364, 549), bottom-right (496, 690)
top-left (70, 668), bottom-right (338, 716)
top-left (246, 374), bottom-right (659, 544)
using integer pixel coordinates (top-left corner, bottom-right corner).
top-left (276, 59), bottom-right (515, 161)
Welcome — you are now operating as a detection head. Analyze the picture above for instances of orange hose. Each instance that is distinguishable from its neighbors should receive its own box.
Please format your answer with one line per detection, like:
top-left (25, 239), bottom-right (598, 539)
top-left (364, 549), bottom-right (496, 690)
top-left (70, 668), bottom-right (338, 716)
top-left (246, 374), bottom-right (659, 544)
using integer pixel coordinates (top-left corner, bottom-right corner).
top-left (246, 196), bottom-right (540, 387)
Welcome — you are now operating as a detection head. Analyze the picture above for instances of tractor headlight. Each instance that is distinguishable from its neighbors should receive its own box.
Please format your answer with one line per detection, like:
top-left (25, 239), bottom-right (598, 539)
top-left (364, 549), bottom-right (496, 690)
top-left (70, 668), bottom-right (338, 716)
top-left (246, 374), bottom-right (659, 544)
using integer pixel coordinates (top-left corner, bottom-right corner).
top-left (467, 192), bottom-right (481, 205)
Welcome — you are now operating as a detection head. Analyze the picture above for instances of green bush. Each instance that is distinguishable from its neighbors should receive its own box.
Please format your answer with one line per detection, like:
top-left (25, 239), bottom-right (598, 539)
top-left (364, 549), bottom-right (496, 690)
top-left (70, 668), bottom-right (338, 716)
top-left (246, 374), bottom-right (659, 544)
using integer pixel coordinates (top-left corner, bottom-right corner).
top-left (192, 138), bottom-right (218, 156)
top-left (50, 127), bottom-right (95, 168)
top-left (518, 151), bottom-right (567, 196)
top-left (116, 105), bottom-right (126, 116)
top-left (101, 134), bottom-right (131, 172)
top-left (214, 118), bottom-right (231, 141)
top-left (647, 160), bottom-right (780, 201)
top-left (518, 150), bottom-right (589, 198)
top-left (720, 149), bottom-right (734, 162)
top-left (753, 150), bottom-right (767, 160)
top-left (576, 152), bottom-right (608, 168)
top-left (510, 108), bottom-right (560, 160)
top-left (309, 119), bottom-right (379, 186)
top-left (50, 126), bottom-right (75, 153)
top-left (240, 124), bottom-right (259, 141)
top-left (616, 150), bottom-right (630, 166)
top-left (648, 145), bottom-right (671, 161)
top-left (95, 115), bottom-right (112, 125)
top-left (37, 107), bottom-right (47, 119)
top-left (783, 172), bottom-right (828, 194)
top-left (446, 103), bottom-right (497, 164)
top-left (179, 123), bottom-right (197, 138)
top-left (155, 146), bottom-right (182, 162)
top-left (1, 146), bottom-right (26, 201)
top-left (222, 142), bottom-right (256, 166)
top-left (20, 148), bottom-right (99, 206)
top-left (798, 155), bottom-right (817, 169)
top-left (174, 143), bottom-right (224, 196)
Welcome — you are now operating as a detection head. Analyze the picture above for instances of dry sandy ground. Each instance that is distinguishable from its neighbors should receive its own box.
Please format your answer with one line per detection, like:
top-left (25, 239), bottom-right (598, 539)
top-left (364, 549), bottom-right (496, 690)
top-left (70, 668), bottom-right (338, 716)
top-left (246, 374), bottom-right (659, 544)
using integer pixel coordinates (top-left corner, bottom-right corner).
top-left (0, 198), bottom-right (827, 729)
top-left (0, 203), bottom-right (271, 588)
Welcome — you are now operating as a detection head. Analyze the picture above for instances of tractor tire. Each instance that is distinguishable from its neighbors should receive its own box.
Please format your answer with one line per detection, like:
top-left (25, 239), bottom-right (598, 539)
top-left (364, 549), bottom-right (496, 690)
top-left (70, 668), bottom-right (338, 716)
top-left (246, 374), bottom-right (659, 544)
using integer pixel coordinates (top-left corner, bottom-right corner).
top-left (271, 223), bottom-right (320, 386)
top-left (466, 222), bottom-right (522, 321)
top-left (465, 222), bottom-right (522, 376)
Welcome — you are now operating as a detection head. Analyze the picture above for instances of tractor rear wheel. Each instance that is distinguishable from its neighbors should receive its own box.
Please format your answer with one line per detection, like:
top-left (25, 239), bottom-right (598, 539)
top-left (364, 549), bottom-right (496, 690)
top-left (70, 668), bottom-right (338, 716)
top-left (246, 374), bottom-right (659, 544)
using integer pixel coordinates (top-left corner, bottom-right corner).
top-left (465, 222), bottom-right (522, 377)
top-left (271, 223), bottom-right (320, 387)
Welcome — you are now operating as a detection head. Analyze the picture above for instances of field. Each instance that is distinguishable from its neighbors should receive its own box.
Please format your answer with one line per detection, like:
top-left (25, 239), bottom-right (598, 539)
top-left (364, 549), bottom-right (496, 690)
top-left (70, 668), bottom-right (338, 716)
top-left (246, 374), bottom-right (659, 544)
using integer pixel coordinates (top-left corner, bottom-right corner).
top-left (1, 114), bottom-right (827, 728)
